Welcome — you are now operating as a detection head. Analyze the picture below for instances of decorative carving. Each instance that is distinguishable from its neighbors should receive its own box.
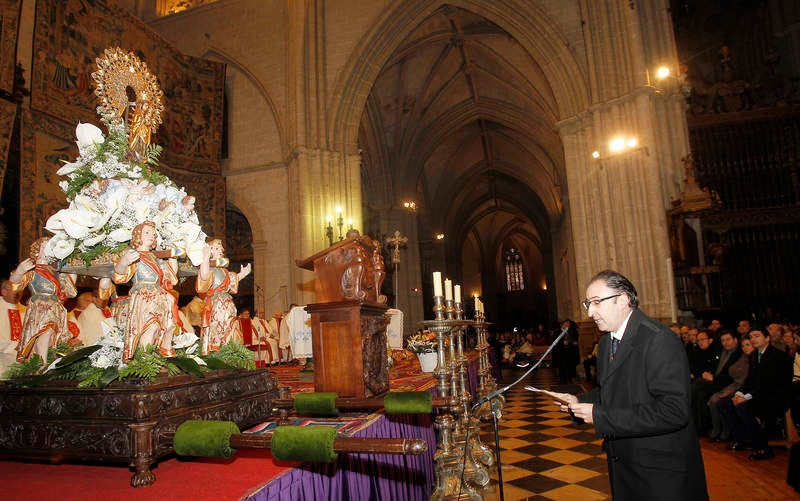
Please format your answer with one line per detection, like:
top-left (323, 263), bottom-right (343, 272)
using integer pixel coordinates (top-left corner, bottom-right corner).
top-left (0, 370), bottom-right (278, 487)
top-left (361, 314), bottom-right (389, 396)
top-left (298, 232), bottom-right (387, 304)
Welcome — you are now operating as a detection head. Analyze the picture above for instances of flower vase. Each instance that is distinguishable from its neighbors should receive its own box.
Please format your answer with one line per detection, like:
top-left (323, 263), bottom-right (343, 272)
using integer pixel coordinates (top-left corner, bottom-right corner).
top-left (417, 351), bottom-right (438, 372)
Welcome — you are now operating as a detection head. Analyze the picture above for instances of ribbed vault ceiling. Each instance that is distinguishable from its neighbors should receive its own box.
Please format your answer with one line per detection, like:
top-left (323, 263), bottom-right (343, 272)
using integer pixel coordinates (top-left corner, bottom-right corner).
top-left (359, 5), bottom-right (565, 264)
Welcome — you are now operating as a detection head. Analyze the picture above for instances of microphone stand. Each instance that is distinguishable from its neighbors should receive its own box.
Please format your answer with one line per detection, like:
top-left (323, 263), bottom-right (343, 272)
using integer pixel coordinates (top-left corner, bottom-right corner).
top-left (469, 328), bottom-right (567, 501)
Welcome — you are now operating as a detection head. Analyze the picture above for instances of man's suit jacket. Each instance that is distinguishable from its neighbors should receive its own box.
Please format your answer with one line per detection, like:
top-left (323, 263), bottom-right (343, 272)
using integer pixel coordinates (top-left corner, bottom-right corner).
top-left (740, 344), bottom-right (792, 418)
top-left (578, 309), bottom-right (708, 500)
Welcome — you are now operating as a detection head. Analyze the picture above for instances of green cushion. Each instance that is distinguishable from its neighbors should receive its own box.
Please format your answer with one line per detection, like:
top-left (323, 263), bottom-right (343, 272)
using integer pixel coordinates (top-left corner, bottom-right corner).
top-left (383, 391), bottom-right (433, 414)
top-left (173, 420), bottom-right (240, 458)
top-left (294, 392), bottom-right (339, 416)
top-left (271, 426), bottom-right (338, 463)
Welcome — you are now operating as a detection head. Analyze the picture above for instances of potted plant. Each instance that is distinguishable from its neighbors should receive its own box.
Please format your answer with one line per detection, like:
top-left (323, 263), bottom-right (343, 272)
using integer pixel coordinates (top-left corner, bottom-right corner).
top-left (406, 331), bottom-right (439, 372)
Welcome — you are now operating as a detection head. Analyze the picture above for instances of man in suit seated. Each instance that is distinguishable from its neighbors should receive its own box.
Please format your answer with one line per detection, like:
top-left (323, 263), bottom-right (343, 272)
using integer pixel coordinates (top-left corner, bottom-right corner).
top-left (689, 329), bottom-right (722, 435)
top-left (717, 327), bottom-right (793, 460)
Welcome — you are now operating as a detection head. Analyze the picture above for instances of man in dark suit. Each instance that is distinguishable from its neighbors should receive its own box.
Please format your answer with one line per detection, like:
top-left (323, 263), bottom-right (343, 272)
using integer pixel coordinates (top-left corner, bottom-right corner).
top-left (551, 270), bottom-right (708, 500)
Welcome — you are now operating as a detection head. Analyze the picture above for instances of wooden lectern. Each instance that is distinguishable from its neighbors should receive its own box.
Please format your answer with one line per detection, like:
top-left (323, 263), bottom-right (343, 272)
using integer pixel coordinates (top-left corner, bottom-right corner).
top-left (296, 231), bottom-right (390, 398)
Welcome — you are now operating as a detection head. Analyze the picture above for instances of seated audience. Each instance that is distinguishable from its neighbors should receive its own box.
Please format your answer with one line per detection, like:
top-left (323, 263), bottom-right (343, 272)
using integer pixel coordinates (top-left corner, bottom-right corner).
top-left (736, 319), bottom-right (752, 338)
top-left (689, 330), bottom-right (722, 434)
top-left (717, 327), bottom-right (793, 460)
top-left (767, 323), bottom-right (786, 353)
top-left (707, 330), bottom-right (749, 442)
top-left (707, 318), bottom-right (723, 340)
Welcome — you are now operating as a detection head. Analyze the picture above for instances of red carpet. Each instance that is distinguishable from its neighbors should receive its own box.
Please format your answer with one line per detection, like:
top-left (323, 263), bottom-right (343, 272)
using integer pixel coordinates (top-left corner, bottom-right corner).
top-left (0, 449), bottom-right (296, 501)
top-left (0, 353), bottom-right (443, 499)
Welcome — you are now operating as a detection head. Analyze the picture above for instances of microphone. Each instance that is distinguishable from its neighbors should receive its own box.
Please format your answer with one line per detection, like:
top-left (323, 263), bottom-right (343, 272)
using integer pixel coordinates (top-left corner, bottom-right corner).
top-left (471, 327), bottom-right (568, 410)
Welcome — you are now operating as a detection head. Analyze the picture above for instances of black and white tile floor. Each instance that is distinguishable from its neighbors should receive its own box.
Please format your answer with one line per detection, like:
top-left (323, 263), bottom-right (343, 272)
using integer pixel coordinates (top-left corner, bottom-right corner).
top-left (479, 367), bottom-right (610, 500)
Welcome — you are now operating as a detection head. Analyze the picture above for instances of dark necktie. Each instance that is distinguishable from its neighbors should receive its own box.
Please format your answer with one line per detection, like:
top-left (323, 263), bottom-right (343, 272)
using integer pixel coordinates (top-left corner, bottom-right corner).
top-left (611, 337), bottom-right (620, 361)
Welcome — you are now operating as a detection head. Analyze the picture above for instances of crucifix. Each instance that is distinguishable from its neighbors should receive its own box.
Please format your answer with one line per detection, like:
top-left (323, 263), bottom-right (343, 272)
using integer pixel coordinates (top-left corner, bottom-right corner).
top-left (384, 229), bottom-right (408, 307)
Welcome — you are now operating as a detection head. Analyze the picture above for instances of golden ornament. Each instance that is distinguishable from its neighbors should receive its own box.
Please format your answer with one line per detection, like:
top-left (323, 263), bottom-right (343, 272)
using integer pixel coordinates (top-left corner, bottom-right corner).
top-left (91, 47), bottom-right (164, 162)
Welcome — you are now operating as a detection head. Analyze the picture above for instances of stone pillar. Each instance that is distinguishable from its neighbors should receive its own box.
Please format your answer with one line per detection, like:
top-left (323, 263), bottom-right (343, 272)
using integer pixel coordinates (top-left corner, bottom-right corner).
top-left (286, 148), bottom-right (363, 306)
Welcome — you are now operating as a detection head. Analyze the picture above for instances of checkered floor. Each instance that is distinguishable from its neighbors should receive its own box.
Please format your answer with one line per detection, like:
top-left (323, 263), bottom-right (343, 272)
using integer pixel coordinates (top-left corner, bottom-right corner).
top-left (479, 367), bottom-right (610, 500)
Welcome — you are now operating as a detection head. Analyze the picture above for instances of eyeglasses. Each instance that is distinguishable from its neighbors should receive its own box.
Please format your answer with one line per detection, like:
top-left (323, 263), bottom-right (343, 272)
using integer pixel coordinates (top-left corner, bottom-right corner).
top-left (581, 294), bottom-right (621, 310)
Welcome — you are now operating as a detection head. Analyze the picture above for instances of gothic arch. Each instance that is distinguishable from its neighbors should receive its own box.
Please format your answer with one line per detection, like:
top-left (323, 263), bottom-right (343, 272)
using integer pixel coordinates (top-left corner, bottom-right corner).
top-left (200, 47), bottom-right (287, 158)
top-left (329, 0), bottom-right (590, 153)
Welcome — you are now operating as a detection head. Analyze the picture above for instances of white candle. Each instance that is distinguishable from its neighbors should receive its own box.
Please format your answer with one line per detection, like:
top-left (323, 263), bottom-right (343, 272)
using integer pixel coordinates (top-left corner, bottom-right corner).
top-left (444, 279), bottom-right (453, 301)
top-left (454, 285), bottom-right (461, 303)
top-left (476, 297), bottom-right (483, 313)
top-left (433, 271), bottom-right (442, 297)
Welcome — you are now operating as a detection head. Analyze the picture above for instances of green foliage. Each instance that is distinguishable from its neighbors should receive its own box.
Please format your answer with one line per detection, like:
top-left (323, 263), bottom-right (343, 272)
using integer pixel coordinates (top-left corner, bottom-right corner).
top-left (3, 354), bottom-right (43, 379)
top-left (5, 339), bottom-right (256, 387)
top-left (96, 125), bottom-right (130, 160)
top-left (144, 143), bottom-right (163, 166)
top-left (141, 165), bottom-right (170, 187)
top-left (53, 345), bottom-right (102, 369)
top-left (171, 356), bottom-right (205, 378)
top-left (118, 345), bottom-right (166, 380)
top-left (64, 168), bottom-right (99, 201)
top-left (202, 341), bottom-right (256, 370)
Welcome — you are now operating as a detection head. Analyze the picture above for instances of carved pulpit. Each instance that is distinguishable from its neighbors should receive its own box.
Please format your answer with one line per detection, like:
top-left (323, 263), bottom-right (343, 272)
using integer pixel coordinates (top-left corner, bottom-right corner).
top-left (296, 231), bottom-right (390, 398)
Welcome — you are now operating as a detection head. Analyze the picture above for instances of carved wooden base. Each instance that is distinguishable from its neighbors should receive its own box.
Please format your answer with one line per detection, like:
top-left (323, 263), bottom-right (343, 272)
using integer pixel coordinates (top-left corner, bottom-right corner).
top-left (0, 369), bottom-right (279, 487)
top-left (307, 300), bottom-right (389, 398)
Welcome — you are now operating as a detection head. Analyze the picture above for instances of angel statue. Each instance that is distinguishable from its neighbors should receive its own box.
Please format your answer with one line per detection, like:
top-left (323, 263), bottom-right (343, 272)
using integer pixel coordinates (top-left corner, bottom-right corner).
top-left (112, 220), bottom-right (180, 360)
top-left (10, 237), bottom-right (78, 362)
top-left (196, 238), bottom-right (252, 355)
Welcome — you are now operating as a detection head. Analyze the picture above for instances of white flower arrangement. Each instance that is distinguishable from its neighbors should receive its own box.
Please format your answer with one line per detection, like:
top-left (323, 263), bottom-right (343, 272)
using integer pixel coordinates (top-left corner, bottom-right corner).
top-left (45, 121), bottom-right (207, 267)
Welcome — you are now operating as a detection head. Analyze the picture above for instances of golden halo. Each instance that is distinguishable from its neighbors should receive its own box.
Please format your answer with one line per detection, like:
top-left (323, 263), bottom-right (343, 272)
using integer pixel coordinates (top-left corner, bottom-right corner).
top-left (91, 47), bottom-right (164, 135)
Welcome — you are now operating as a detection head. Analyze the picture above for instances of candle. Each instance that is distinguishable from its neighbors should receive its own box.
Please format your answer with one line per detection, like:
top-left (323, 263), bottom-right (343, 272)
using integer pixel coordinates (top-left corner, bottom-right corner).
top-left (433, 271), bottom-right (442, 297)
top-left (454, 285), bottom-right (461, 303)
top-left (475, 296), bottom-right (483, 313)
top-left (444, 279), bottom-right (453, 301)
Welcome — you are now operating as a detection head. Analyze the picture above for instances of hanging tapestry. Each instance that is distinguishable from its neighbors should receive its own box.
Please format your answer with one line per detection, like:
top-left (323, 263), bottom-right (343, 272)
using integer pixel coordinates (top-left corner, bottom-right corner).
top-left (0, 0), bottom-right (20, 94)
top-left (30, 0), bottom-right (225, 173)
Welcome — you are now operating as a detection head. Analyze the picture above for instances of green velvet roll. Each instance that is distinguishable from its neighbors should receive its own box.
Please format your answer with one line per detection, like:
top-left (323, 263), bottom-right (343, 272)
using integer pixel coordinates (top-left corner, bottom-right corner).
top-left (294, 392), bottom-right (339, 416)
top-left (383, 391), bottom-right (433, 414)
top-left (271, 426), bottom-right (338, 463)
top-left (173, 420), bottom-right (240, 458)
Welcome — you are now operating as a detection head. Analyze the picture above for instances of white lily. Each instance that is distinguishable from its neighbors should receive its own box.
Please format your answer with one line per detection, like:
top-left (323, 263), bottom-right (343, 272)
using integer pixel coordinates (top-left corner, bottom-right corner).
top-left (61, 208), bottom-right (101, 239)
top-left (75, 122), bottom-right (105, 155)
top-left (133, 199), bottom-right (152, 223)
top-left (46, 236), bottom-right (75, 260)
top-left (173, 331), bottom-right (199, 350)
top-left (57, 161), bottom-right (82, 176)
top-left (176, 222), bottom-right (202, 244)
top-left (82, 234), bottom-right (106, 247)
top-left (44, 211), bottom-right (66, 232)
top-left (108, 228), bottom-right (132, 242)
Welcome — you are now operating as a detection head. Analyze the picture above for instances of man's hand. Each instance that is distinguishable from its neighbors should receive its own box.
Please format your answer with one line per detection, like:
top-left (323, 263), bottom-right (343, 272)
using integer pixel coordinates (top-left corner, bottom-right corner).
top-left (732, 395), bottom-right (747, 406)
top-left (569, 403), bottom-right (594, 424)
top-left (701, 371), bottom-right (714, 382)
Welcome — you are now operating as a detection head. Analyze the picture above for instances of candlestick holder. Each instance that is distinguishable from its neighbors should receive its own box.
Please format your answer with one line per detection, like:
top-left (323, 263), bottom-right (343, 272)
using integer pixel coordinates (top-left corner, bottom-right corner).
top-left (423, 303), bottom-right (482, 500)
